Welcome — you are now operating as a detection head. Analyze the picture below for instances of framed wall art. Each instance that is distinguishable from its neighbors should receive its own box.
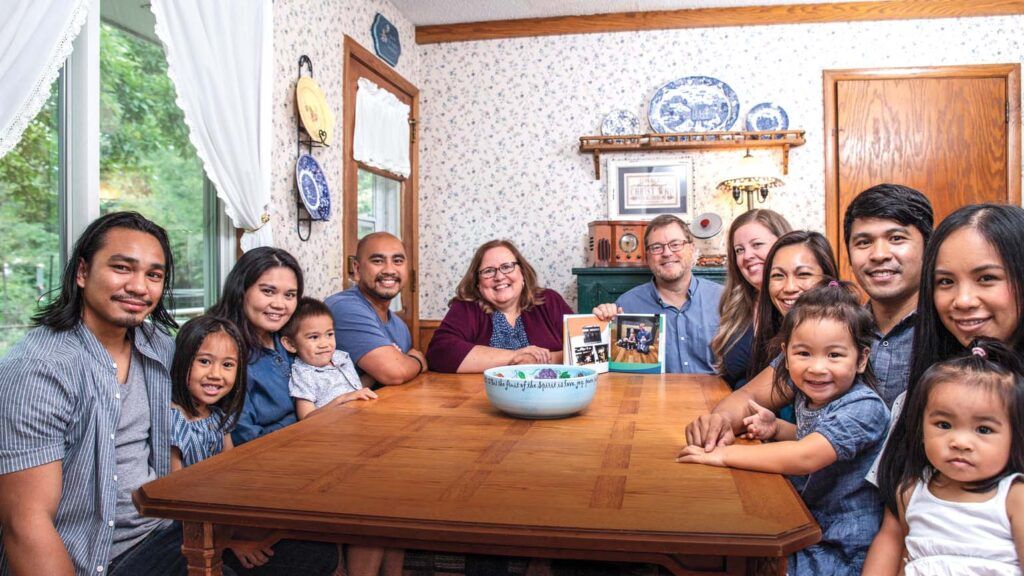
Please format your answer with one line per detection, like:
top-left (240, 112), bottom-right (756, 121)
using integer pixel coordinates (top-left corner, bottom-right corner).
top-left (607, 158), bottom-right (694, 220)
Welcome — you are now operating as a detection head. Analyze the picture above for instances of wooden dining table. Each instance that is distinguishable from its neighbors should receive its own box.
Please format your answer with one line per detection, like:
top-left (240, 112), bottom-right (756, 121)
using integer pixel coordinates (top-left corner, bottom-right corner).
top-left (135, 372), bottom-right (819, 576)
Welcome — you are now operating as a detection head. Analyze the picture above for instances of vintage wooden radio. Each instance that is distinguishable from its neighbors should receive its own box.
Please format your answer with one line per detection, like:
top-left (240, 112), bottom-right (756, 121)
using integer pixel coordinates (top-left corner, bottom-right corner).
top-left (587, 220), bottom-right (649, 267)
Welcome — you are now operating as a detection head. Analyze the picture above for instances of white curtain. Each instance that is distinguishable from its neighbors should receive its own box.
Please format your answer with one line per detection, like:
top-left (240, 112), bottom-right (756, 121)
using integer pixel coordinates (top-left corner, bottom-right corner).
top-left (0, 0), bottom-right (91, 159)
top-left (354, 77), bottom-right (410, 178)
top-left (151, 0), bottom-right (274, 250)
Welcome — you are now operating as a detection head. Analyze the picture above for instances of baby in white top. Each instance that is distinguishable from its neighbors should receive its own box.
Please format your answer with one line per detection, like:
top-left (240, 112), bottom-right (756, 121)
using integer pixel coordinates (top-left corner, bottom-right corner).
top-left (863, 341), bottom-right (1024, 575)
top-left (281, 297), bottom-right (376, 420)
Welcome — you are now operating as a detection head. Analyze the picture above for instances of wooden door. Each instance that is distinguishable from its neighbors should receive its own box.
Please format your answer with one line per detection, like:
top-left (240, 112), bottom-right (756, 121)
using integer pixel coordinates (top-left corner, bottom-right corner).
top-left (824, 65), bottom-right (1020, 281)
top-left (343, 36), bottom-right (420, 345)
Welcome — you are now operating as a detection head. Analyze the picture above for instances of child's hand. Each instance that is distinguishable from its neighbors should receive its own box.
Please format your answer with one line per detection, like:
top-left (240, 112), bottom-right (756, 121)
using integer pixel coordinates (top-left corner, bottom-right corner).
top-left (676, 444), bottom-right (726, 467)
top-left (742, 399), bottom-right (778, 441)
top-left (343, 388), bottom-right (378, 403)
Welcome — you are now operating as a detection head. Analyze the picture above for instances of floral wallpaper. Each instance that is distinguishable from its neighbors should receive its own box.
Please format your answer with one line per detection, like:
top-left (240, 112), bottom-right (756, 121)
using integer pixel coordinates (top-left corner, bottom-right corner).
top-left (416, 15), bottom-right (1024, 318)
top-left (266, 7), bottom-right (1024, 318)
top-left (270, 0), bottom-right (419, 298)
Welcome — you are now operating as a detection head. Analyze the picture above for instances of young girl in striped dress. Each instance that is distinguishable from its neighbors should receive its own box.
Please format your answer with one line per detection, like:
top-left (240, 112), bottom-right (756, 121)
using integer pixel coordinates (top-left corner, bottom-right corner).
top-left (170, 315), bottom-right (277, 570)
top-left (169, 315), bottom-right (247, 470)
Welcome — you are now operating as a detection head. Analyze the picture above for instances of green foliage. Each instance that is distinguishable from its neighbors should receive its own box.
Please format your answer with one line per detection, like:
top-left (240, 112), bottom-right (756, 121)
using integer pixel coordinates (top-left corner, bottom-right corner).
top-left (98, 23), bottom-right (205, 294)
top-left (0, 22), bottom-right (206, 357)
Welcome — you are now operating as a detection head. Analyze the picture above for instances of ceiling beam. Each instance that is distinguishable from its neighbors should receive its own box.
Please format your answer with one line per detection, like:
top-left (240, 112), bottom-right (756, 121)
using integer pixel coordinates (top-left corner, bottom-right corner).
top-left (416, 0), bottom-right (1024, 44)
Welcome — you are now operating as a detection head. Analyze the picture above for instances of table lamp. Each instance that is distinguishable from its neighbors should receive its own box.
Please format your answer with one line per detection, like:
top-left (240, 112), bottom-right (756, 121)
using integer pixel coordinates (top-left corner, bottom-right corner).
top-left (717, 150), bottom-right (784, 211)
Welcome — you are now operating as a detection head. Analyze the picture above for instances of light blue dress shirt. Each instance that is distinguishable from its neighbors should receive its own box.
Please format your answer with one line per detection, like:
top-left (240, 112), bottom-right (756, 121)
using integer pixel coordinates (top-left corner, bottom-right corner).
top-left (614, 277), bottom-right (723, 374)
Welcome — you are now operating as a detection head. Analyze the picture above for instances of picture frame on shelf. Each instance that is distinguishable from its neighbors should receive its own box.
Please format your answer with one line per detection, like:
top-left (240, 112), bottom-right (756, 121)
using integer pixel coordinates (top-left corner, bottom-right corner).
top-left (607, 158), bottom-right (694, 220)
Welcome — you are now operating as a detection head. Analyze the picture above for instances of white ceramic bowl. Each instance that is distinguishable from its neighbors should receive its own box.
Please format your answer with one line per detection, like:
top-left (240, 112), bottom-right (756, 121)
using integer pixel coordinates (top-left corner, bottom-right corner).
top-left (483, 364), bottom-right (598, 419)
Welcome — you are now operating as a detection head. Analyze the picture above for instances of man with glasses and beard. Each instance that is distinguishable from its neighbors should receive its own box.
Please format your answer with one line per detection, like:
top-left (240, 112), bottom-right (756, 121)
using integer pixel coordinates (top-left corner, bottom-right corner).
top-left (327, 232), bottom-right (427, 386)
top-left (593, 214), bottom-right (723, 373)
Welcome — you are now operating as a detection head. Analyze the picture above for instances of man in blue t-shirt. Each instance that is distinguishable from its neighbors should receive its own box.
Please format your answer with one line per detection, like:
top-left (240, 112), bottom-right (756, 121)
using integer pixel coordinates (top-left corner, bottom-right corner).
top-left (593, 214), bottom-right (724, 373)
top-left (326, 232), bottom-right (427, 386)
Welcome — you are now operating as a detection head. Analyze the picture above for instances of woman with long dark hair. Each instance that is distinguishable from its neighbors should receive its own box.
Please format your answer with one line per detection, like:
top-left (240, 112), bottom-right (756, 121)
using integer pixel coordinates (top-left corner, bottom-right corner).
top-left (749, 230), bottom-right (840, 376)
top-left (209, 247), bottom-right (304, 445)
top-left (208, 248), bottom-right (346, 575)
top-left (877, 203), bottom-right (1024, 514)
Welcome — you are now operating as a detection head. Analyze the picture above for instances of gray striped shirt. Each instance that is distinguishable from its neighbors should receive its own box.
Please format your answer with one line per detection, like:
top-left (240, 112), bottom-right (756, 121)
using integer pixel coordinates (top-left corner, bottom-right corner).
top-left (0, 322), bottom-right (173, 576)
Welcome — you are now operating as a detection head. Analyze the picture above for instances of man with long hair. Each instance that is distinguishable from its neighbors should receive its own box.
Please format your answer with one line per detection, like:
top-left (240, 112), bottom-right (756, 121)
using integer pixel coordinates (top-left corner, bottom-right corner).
top-left (0, 212), bottom-right (204, 575)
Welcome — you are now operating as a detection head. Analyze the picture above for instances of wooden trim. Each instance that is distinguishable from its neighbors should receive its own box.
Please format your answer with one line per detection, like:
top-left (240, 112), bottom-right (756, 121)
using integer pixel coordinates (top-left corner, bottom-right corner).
top-left (417, 0), bottom-right (1024, 44)
top-left (1008, 66), bottom-right (1022, 206)
top-left (822, 63), bottom-right (1023, 262)
top-left (343, 35), bottom-right (421, 344)
top-left (418, 319), bottom-right (441, 354)
top-left (822, 70), bottom-right (841, 264)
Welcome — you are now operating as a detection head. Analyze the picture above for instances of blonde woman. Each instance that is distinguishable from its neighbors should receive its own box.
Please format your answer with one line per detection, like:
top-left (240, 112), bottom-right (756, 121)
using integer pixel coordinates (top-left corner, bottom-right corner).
top-left (710, 209), bottom-right (791, 389)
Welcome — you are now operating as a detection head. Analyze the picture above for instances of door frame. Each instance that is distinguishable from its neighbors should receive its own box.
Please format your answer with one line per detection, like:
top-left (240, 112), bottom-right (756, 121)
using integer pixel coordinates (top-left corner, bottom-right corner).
top-left (342, 35), bottom-right (420, 346)
top-left (822, 63), bottom-right (1021, 257)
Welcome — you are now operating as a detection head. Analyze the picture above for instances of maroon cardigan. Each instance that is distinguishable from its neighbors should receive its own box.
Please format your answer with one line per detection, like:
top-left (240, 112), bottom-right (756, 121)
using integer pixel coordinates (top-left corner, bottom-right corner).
top-left (426, 289), bottom-right (574, 373)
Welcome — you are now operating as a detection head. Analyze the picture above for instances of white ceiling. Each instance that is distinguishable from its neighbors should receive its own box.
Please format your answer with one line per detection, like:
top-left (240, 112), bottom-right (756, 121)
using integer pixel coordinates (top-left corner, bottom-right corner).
top-left (389, 0), bottom-right (869, 26)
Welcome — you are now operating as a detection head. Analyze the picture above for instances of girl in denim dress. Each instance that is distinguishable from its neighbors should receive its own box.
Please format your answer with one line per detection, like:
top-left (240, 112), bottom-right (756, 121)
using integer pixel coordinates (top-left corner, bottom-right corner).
top-left (678, 282), bottom-right (889, 575)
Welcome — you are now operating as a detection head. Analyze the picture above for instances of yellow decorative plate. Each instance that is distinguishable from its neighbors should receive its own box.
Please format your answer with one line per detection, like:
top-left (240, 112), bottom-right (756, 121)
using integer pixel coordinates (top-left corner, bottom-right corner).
top-left (296, 77), bottom-right (332, 145)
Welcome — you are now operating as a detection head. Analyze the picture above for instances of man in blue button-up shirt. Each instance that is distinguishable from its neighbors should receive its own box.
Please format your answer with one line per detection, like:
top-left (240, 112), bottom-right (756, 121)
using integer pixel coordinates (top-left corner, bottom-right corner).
top-left (593, 214), bottom-right (724, 373)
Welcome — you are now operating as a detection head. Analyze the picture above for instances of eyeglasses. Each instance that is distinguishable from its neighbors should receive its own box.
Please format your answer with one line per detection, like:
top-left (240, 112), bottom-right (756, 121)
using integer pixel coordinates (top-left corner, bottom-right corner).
top-left (479, 261), bottom-right (520, 279)
top-left (646, 240), bottom-right (692, 255)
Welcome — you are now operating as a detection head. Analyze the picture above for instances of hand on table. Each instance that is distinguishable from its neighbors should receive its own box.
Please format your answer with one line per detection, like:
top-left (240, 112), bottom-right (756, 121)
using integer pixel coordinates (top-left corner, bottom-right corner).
top-left (510, 346), bottom-right (551, 365)
top-left (741, 399), bottom-right (778, 441)
top-left (676, 444), bottom-right (727, 467)
top-left (340, 388), bottom-right (378, 403)
top-left (684, 413), bottom-right (736, 452)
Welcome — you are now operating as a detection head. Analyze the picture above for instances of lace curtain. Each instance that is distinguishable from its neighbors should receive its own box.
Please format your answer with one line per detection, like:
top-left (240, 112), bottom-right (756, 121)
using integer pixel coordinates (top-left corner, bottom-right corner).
top-left (0, 0), bottom-right (91, 159)
top-left (354, 77), bottom-right (410, 178)
top-left (151, 0), bottom-right (274, 250)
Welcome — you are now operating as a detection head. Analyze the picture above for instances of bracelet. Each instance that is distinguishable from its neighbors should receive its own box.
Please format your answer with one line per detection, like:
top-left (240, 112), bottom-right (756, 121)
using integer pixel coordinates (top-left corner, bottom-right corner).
top-left (408, 353), bottom-right (425, 374)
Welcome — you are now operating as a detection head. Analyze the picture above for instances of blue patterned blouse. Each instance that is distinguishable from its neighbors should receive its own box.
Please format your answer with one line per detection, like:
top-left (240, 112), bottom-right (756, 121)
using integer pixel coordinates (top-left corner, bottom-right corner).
top-left (170, 406), bottom-right (229, 468)
top-left (489, 312), bottom-right (530, 350)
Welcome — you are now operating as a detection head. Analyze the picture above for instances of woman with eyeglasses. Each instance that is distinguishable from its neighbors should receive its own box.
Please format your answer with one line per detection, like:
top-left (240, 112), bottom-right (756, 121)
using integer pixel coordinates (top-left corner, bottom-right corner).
top-left (425, 239), bottom-right (573, 373)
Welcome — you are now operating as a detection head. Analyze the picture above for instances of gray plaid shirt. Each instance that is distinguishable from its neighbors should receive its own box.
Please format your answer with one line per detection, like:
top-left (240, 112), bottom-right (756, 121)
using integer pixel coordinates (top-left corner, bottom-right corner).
top-left (869, 311), bottom-right (915, 409)
top-left (0, 322), bottom-right (173, 575)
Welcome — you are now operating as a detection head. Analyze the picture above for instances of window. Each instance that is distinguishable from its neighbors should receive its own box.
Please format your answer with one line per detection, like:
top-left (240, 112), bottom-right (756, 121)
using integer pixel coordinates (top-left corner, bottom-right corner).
top-left (0, 83), bottom-right (61, 354)
top-left (99, 20), bottom-right (209, 319)
top-left (357, 168), bottom-right (401, 239)
top-left (0, 2), bottom-right (233, 356)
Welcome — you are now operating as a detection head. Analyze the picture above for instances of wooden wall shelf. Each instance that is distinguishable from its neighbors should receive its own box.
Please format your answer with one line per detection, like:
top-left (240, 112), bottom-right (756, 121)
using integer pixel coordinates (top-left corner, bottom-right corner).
top-left (579, 129), bottom-right (806, 179)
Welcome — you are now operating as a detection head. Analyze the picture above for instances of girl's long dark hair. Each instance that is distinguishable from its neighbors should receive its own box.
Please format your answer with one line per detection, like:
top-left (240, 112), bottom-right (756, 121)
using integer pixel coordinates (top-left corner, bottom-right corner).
top-left (34, 211), bottom-right (178, 335)
top-left (208, 247), bottom-right (304, 356)
top-left (880, 339), bottom-right (1024, 514)
top-left (750, 231), bottom-right (839, 377)
top-left (879, 204), bottom-right (1024, 513)
top-left (770, 281), bottom-right (878, 406)
top-left (171, 315), bottom-right (248, 432)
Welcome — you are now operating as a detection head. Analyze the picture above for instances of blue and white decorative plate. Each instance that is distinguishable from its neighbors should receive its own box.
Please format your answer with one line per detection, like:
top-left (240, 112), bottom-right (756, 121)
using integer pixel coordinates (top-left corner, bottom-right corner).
top-left (601, 109), bottom-right (641, 136)
top-left (648, 76), bottom-right (740, 133)
top-left (295, 153), bottom-right (331, 221)
top-left (745, 102), bottom-right (789, 132)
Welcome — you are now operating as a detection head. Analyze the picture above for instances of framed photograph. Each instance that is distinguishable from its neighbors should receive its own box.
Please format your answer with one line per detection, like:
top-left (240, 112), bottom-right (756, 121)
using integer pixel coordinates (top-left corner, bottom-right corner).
top-left (607, 158), bottom-right (694, 220)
